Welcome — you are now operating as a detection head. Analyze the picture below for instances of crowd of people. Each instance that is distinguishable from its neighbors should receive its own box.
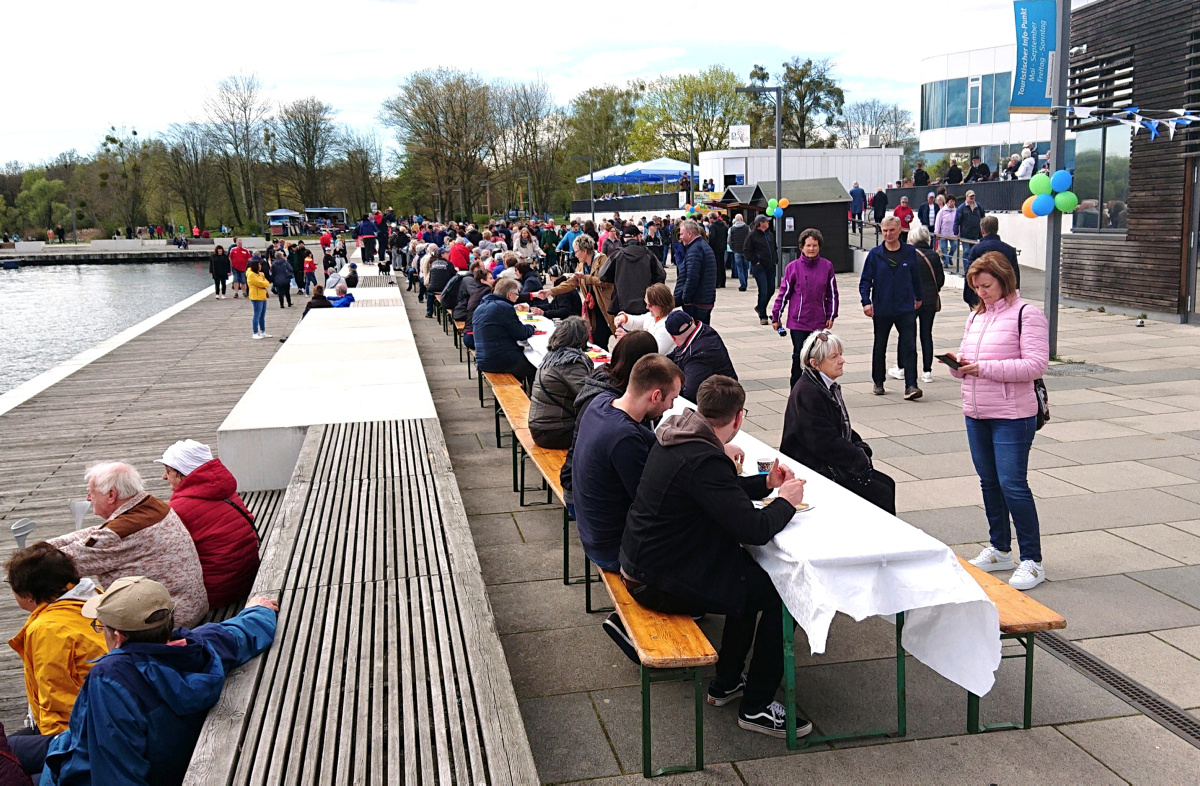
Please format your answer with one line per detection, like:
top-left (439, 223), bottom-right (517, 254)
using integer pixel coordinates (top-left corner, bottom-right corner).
top-left (4, 444), bottom-right (275, 783)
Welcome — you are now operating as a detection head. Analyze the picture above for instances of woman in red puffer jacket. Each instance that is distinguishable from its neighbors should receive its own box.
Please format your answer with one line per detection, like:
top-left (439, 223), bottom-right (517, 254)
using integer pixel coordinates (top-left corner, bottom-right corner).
top-left (156, 440), bottom-right (260, 609)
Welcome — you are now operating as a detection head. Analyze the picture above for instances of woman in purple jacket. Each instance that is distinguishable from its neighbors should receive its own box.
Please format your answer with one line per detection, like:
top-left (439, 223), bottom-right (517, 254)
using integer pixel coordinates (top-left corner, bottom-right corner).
top-left (945, 252), bottom-right (1050, 590)
top-left (771, 228), bottom-right (839, 388)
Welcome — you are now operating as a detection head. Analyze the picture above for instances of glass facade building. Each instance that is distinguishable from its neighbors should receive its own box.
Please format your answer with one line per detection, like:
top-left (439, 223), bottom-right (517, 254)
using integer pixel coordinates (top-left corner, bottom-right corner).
top-left (921, 72), bottom-right (1011, 131)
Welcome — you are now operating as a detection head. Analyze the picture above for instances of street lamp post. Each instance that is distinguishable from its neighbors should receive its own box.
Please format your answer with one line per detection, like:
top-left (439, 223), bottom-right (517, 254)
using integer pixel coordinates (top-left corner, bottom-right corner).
top-left (661, 132), bottom-right (695, 206)
top-left (451, 187), bottom-right (464, 222)
top-left (516, 169), bottom-right (535, 220)
top-left (478, 179), bottom-right (491, 218)
top-left (737, 85), bottom-right (784, 285)
top-left (569, 155), bottom-right (595, 224)
top-left (432, 191), bottom-right (442, 222)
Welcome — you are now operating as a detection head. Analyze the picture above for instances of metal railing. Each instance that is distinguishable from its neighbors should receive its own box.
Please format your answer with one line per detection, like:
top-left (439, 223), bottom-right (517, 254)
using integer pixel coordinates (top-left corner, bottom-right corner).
top-left (569, 192), bottom-right (681, 215)
top-left (847, 220), bottom-right (991, 274)
top-left (881, 179), bottom-right (1030, 213)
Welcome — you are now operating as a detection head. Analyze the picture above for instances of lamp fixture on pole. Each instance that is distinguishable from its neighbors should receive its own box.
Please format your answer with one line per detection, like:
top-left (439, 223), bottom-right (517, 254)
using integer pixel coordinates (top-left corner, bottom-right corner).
top-left (737, 85), bottom-right (784, 285)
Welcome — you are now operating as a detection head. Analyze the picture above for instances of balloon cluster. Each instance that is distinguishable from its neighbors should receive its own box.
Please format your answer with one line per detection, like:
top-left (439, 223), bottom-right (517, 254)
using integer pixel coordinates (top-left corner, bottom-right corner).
top-left (684, 203), bottom-right (696, 216)
top-left (766, 198), bottom-right (790, 218)
top-left (1022, 170), bottom-right (1078, 218)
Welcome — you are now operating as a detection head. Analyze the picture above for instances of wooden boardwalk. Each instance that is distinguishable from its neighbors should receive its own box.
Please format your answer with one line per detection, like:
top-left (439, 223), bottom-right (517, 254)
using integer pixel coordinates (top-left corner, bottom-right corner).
top-left (0, 293), bottom-right (304, 727)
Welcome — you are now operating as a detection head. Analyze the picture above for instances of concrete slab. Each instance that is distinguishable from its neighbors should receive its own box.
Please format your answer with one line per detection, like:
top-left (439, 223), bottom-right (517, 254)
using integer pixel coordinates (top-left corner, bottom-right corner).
top-left (1035, 419), bottom-right (1146, 443)
top-left (735, 726), bottom-right (1123, 784)
top-left (501, 625), bottom-right (639, 699)
top-left (1154, 626), bottom-right (1200, 659)
top-left (901, 506), bottom-right (988, 546)
top-left (1127, 564), bottom-right (1200, 609)
top-left (569, 762), bottom-right (744, 785)
top-left (1039, 531), bottom-right (1182, 580)
top-left (895, 476), bottom-right (984, 513)
top-left (1058, 715), bottom-right (1200, 784)
top-left (1030, 575), bottom-right (1200, 640)
top-left (1112, 524), bottom-right (1200, 565)
top-left (487, 578), bottom-right (600, 636)
top-left (1041, 461), bottom-right (1195, 493)
top-left (1036, 489), bottom-right (1200, 534)
top-left (1079, 633), bottom-right (1200, 708)
top-left (518, 693), bottom-right (622, 783)
top-left (1035, 433), bottom-right (1200, 464)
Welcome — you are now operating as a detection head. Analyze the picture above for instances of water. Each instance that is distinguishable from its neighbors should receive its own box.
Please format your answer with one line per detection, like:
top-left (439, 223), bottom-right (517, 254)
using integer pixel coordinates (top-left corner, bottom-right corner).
top-left (0, 262), bottom-right (213, 395)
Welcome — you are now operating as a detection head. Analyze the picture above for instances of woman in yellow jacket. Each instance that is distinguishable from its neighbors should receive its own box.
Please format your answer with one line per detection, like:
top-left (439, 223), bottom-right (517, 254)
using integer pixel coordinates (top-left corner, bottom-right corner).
top-left (6, 542), bottom-right (107, 772)
top-left (247, 259), bottom-right (271, 339)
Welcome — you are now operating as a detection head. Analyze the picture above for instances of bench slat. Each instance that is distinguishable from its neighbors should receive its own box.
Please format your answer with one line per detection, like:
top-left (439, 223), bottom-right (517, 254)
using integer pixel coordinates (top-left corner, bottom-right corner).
top-left (600, 571), bottom-right (717, 669)
top-left (957, 557), bottom-right (1066, 634)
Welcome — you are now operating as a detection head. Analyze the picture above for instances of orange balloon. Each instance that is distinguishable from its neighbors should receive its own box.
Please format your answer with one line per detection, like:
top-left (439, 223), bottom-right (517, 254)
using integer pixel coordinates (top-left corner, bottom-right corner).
top-left (778, 198), bottom-right (790, 209)
top-left (1021, 195), bottom-right (1037, 219)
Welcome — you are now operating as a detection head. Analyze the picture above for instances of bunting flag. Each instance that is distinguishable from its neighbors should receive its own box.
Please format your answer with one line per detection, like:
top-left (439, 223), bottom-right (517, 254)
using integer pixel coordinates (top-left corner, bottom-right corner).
top-left (1143, 119), bottom-right (1161, 140)
top-left (1062, 105), bottom-right (1200, 142)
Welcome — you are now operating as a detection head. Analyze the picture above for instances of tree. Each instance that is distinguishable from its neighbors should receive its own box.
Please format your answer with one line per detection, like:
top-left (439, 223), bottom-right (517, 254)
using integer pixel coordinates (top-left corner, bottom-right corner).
top-left (333, 128), bottom-right (385, 218)
top-left (751, 58), bottom-right (844, 149)
top-left (273, 97), bottom-right (339, 208)
top-left (96, 127), bottom-right (150, 228)
top-left (564, 84), bottom-right (643, 171)
top-left (836, 99), bottom-right (915, 149)
top-left (160, 122), bottom-right (219, 229)
top-left (492, 80), bottom-right (567, 217)
top-left (630, 66), bottom-right (754, 162)
top-left (15, 171), bottom-right (70, 230)
top-left (205, 74), bottom-right (271, 228)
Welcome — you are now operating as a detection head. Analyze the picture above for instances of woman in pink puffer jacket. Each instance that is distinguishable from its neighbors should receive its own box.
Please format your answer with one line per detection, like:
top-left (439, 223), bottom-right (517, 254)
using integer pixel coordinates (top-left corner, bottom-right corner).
top-left (944, 252), bottom-right (1049, 590)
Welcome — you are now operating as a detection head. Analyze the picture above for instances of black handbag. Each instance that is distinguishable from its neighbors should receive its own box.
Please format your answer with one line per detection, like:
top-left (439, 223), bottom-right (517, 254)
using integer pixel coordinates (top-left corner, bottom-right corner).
top-left (1018, 305), bottom-right (1050, 429)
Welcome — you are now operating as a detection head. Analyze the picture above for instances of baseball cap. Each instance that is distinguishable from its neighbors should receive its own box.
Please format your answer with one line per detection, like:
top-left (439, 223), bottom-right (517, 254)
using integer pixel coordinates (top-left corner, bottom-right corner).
top-left (621, 224), bottom-right (641, 238)
top-left (665, 311), bottom-right (695, 337)
top-left (349, 262), bottom-right (358, 268)
top-left (154, 439), bottom-right (213, 476)
top-left (754, 214), bottom-right (770, 226)
top-left (927, 192), bottom-right (936, 198)
top-left (82, 576), bottom-right (176, 631)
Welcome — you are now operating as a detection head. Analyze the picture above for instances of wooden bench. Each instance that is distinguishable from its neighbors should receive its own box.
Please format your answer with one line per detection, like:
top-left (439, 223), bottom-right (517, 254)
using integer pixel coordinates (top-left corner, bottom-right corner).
top-left (185, 420), bottom-right (537, 784)
top-left (454, 319), bottom-right (470, 367)
top-left (202, 489), bottom-right (285, 623)
top-left (957, 557), bottom-right (1066, 733)
top-left (485, 372), bottom-right (522, 446)
top-left (599, 570), bottom-right (718, 778)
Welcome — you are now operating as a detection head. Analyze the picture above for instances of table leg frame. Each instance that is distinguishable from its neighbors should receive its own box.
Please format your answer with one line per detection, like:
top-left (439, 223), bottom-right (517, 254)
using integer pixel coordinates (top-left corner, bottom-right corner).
top-left (639, 664), bottom-right (705, 778)
top-left (967, 632), bottom-right (1035, 734)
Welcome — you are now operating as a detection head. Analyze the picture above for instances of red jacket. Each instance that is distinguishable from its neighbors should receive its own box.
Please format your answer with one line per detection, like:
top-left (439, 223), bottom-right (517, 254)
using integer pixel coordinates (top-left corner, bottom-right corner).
top-left (229, 246), bottom-right (251, 272)
top-left (449, 244), bottom-right (470, 271)
top-left (893, 205), bottom-right (914, 229)
top-left (168, 459), bottom-right (260, 609)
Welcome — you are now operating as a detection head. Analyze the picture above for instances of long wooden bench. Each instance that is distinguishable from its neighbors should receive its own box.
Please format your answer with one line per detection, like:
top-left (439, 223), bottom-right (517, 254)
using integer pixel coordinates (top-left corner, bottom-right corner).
top-left (203, 489), bottom-right (285, 623)
top-left (957, 556), bottom-right (1067, 733)
top-left (186, 420), bottom-right (537, 784)
top-left (599, 570), bottom-right (718, 778)
top-left (484, 372), bottom-right (522, 445)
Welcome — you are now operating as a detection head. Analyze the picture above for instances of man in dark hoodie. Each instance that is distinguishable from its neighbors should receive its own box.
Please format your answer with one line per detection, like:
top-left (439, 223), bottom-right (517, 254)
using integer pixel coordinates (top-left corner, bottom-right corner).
top-left (620, 375), bottom-right (809, 739)
top-left (706, 212), bottom-right (728, 289)
top-left (665, 311), bottom-right (737, 401)
top-left (41, 576), bottom-right (277, 785)
top-left (599, 224), bottom-right (666, 316)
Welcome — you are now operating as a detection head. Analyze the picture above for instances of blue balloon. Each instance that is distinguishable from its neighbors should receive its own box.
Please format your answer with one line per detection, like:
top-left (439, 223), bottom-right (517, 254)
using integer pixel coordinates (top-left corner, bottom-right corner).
top-left (1050, 169), bottom-right (1073, 193)
top-left (1032, 193), bottom-right (1056, 217)
top-left (773, 206), bottom-right (783, 218)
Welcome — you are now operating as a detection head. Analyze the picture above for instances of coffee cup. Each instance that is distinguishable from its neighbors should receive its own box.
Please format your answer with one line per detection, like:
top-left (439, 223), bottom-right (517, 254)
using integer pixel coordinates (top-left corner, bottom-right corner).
top-left (757, 459), bottom-right (774, 475)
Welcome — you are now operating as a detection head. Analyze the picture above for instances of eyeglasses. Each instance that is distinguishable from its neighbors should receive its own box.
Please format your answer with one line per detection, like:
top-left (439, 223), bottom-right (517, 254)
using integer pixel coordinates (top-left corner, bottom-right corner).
top-left (89, 619), bottom-right (105, 633)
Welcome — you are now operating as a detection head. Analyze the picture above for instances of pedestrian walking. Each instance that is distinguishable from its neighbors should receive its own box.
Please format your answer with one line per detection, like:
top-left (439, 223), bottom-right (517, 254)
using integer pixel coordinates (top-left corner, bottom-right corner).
top-left (743, 215), bottom-right (776, 325)
top-left (270, 253), bottom-right (293, 308)
top-left (849, 182), bottom-right (867, 234)
top-left (727, 214), bottom-right (749, 291)
top-left (934, 194), bottom-right (959, 267)
top-left (860, 216), bottom-right (923, 400)
top-left (870, 187), bottom-right (888, 226)
top-left (771, 228), bottom-right (839, 389)
top-left (247, 261), bottom-right (270, 339)
top-left (209, 245), bottom-right (230, 299)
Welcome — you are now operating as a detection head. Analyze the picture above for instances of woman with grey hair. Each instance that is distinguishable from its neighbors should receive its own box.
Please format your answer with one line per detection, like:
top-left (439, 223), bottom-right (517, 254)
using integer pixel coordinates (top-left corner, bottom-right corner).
top-left (890, 224), bottom-right (944, 384)
top-left (528, 316), bottom-right (594, 448)
top-left (779, 330), bottom-right (896, 514)
top-left (543, 233), bottom-right (616, 347)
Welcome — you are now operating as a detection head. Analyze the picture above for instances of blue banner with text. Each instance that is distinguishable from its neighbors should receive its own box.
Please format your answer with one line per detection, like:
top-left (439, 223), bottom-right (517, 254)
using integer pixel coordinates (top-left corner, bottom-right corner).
top-left (1011, 0), bottom-right (1057, 114)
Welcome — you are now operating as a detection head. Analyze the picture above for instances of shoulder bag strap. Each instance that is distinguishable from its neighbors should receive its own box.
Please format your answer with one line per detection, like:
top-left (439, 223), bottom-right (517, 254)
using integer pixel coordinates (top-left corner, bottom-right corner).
top-left (223, 498), bottom-right (255, 527)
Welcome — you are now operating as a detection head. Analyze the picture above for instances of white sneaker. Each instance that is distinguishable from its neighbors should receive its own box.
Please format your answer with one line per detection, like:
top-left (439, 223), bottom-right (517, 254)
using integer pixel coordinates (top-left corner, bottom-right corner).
top-left (921, 371), bottom-right (933, 384)
top-left (251, 333), bottom-right (262, 340)
top-left (1009, 560), bottom-right (1046, 590)
top-left (887, 366), bottom-right (904, 380)
top-left (261, 333), bottom-right (272, 338)
top-left (969, 546), bottom-right (1015, 572)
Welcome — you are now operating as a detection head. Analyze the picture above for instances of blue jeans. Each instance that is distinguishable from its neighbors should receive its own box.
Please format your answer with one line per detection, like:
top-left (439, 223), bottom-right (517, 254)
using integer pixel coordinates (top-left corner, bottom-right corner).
top-left (252, 300), bottom-right (266, 334)
top-left (939, 238), bottom-right (959, 267)
top-left (751, 262), bottom-right (775, 318)
top-left (965, 416), bottom-right (1042, 563)
top-left (732, 253), bottom-right (748, 289)
top-left (304, 272), bottom-right (317, 293)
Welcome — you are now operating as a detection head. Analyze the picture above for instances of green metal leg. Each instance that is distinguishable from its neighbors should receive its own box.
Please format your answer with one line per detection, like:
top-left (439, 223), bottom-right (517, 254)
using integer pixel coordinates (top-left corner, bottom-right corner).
top-left (1023, 634), bottom-right (1035, 730)
top-left (584, 557), bottom-right (614, 614)
top-left (494, 398), bottom-right (503, 448)
top-left (477, 367), bottom-right (484, 405)
top-left (967, 632), bottom-right (1034, 734)
top-left (693, 667), bottom-right (705, 772)
top-left (562, 507), bottom-right (572, 586)
top-left (517, 449), bottom-right (551, 508)
top-left (638, 665), bottom-right (705, 778)
top-left (784, 605), bottom-right (798, 750)
top-left (641, 666), bottom-right (652, 777)
top-left (896, 611), bottom-right (907, 738)
top-left (511, 433), bottom-right (519, 493)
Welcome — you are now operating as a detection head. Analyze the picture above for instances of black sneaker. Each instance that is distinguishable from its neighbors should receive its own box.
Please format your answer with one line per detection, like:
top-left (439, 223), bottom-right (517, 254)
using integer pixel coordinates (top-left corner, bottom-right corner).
top-left (872, 384), bottom-right (886, 395)
top-left (904, 386), bottom-right (923, 401)
top-left (738, 701), bottom-right (812, 738)
top-left (603, 613), bottom-right (639, 665)
top-left (707, 675), bottom-right (745, 706)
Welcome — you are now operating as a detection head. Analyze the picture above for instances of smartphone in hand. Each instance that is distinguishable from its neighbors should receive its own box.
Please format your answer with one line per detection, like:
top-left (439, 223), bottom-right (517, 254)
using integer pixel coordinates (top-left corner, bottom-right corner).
top-left (936, 353), bottom-right (962, 370)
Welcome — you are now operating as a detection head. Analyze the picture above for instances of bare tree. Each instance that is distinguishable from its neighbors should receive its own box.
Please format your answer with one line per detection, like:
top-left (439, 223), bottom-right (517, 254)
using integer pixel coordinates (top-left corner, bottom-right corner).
top-left (493, 80), bottom-right (567, 216)
top-left (96, 127), bottom-right (150, 228)
top-left (335, 128), bottom-right (385, 217)
top-left (273, 97), bottom-right (339, 207)
top-left (205, 74), bottom-right (271, 228)
top-left (836, 99), bottom-right (915, 149)
top-left (159, 122), bottom-right (218, 228)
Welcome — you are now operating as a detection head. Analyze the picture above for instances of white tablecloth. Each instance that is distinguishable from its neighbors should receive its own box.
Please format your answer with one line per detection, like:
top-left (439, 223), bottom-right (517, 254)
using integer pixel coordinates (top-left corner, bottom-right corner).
top-left (664, 399), bottom-right (1002, 697)
top-left (520, 315), bottom-right (558, 366)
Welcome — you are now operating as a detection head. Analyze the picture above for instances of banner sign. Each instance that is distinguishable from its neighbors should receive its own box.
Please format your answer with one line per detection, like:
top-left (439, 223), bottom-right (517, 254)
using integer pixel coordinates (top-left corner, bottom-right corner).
top-left (729, 124), bottom-right (750, 149)
top-left (1011, 0), bottom-right (1057, 114)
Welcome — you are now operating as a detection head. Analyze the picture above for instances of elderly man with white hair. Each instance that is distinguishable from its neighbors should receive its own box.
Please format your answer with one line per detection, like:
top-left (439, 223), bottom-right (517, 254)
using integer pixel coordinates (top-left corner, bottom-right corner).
top-left (49, 462), bottom-right (209, 626)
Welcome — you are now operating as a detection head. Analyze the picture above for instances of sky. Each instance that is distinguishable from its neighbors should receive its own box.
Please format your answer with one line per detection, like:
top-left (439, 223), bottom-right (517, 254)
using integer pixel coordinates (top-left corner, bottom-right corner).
top-left (2, 0), bottom-right (1051, 167)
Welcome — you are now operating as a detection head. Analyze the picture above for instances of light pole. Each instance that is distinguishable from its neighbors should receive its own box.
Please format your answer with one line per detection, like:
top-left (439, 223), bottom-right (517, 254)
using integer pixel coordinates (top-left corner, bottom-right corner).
top-left (431, 190), bottom-right (442, 222)
top-left (569, 155), bottom-right (595, 224)
top-left (451, 187), bottom-right (464, 222)
top-left (516, 169), bottom-right (535, 220)
top-left (478, 179), bottom-right (491, 218)
top-left (737, 85), bottom-right (784, 284)
top-left (661, 132), bottom-right (695, 205)
top-left (1044, 0), bottom-right (1072, 358)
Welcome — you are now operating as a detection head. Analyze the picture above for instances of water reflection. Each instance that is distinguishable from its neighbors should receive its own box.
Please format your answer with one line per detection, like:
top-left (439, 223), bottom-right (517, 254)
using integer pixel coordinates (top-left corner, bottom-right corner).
top-left (0, 262), bottom-right (212, 394)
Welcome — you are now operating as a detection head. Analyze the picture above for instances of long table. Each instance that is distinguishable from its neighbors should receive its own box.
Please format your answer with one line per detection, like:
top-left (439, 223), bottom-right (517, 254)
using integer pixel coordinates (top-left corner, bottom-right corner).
top-left (526, 317), bottom-right (1002, 746)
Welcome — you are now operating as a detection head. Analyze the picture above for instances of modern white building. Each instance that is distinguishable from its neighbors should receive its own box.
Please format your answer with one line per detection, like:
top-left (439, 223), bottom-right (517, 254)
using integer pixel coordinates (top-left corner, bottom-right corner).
top-left (698, 148), bottom-right (902, 196)
top-left (918, 45), bottom-right (1070, 170)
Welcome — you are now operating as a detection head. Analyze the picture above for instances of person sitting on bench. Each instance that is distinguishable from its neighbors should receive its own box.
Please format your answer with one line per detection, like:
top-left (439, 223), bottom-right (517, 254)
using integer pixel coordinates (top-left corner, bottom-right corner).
top-left (472, 277), bottom-right (537, 386)
top-left (40, 577), bottom-right (278, 786)
top-left (528, 317), bottom-right (595, 449)
top-left (620, 375), bottom-right (811, 739)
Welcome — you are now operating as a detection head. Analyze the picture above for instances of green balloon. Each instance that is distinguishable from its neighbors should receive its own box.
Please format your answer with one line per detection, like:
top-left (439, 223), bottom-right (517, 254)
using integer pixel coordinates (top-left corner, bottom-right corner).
top-left (1029, 173), bottom-right (1053, 195)
top-left (1054, 190), bottom-right (1079, 213)
top-left (767, 198), bottom-right (778, 209)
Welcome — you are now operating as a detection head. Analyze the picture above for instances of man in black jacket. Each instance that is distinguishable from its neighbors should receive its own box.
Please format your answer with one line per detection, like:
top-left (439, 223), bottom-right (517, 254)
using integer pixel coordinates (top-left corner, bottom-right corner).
top-left (742, 214), bottom-right (775, 324)
top-left (913, 161), bottom-right (930, 187)
top-left (963, 216), bottom-right (1020, 307)
top-left (620, 375), bottom-right (810, 738)
top-left (727, 214), bottom-right (749, 291)
top-left (707, 213), bottom-right (729, 289)
top-left (665, 311), bottom-right (737, 400)
top-left (599, 224), bottom-right (666, 316)
top-left (674, 219), bottom-right (718, 324)
top-left (964, 155), bottom-right (991, 183)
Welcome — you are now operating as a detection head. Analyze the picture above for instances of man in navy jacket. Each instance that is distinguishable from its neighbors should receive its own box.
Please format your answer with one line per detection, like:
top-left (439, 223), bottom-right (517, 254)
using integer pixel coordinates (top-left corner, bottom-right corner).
top-left (472, 277), bottom-right (538, 386)
top-left (860, 216), bottom-right (924, 400)
top-left (674, 219), bottom-right (718, 325)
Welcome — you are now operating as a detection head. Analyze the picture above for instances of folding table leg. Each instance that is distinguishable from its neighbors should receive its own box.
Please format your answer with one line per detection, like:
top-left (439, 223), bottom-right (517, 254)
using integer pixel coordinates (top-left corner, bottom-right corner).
top-left (1022, 634), bottom-right (1035, 730)
top-left (584, 557), bottom-right (614, 614)
top-left (783, 604), bottom-right (798, 750)
top-left (895, 610), bottom-right (907, 738)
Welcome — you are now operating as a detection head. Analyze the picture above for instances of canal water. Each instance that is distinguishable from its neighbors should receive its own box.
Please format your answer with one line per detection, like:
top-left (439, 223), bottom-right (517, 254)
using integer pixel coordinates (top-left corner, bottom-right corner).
top-left (0, 262), bottom-right (214, 395)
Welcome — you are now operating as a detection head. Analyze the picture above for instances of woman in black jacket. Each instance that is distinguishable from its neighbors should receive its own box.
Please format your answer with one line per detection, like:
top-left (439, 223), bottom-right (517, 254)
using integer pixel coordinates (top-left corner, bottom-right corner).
top-left (540, 275), bottom-right (583, 320)
top-left (210, 245), bottom-right (231, 298)
top-left (461, 267), bottom-right (494, 350)
top-left (779, 330), bottom-right (896, 514)
top-left (909, 225), bottom-right (945, 383)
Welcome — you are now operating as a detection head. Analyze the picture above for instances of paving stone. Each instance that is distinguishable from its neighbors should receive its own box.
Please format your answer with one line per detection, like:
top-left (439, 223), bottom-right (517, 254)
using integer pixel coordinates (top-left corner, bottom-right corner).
top-left (502, 624), bottom-right (639, 699)
top-left (459, 484), bottom-right (529, 515)
top-left (1026, 470), bottom-right (1090, 498)
top-left (467, 513), bottom-right (524, 547)
top-left (518, 693), bottom-right (622, 783)
top-left (895, 476), bottom-right (984, 513)
top-left (1127, 564), bottom-right (1200, 609)
top-left (512, 505), bottom-right (572, 544)
top-left (1164, 483), bottom-right (1200, 505)
top-left (1111, 524), bottom-right (1200, 565)
top-left (1039, 531), bottom-right (1181, 579)
top-left (862, 438), bottom-right (921, 461)
top-left (477, 538), bottom-right (581, 586)
top-left (1142, 455), bottom-right (1200, 481)
top-left (891, 430), bottom-right (971, 455)
top-left (735, 726), bottom-right (1124, 784)
top-left (1153, 626), bottom-right (1200, 659)
top-left (902, 507), bottom-right (988, 546)
top-left (1040, 460), bottom-right (1195, 493)
top-left (1030, 575), bottom-right (1200, 640)
top-left (1057, 715), bottom-right (1200, 784)
top-left (569, 761), bottom-right (744, 785)
top-left (487, 578), bottom-right (600, 636)
top-left (1035, 419), bottom-right (1146, 443)
top-left (1078, 633), bottom-right (1200, 708)
top-left (1037, 489), bottom-right (1200, 534)
top-left (1036, 433), bottom-right (1200, 463)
